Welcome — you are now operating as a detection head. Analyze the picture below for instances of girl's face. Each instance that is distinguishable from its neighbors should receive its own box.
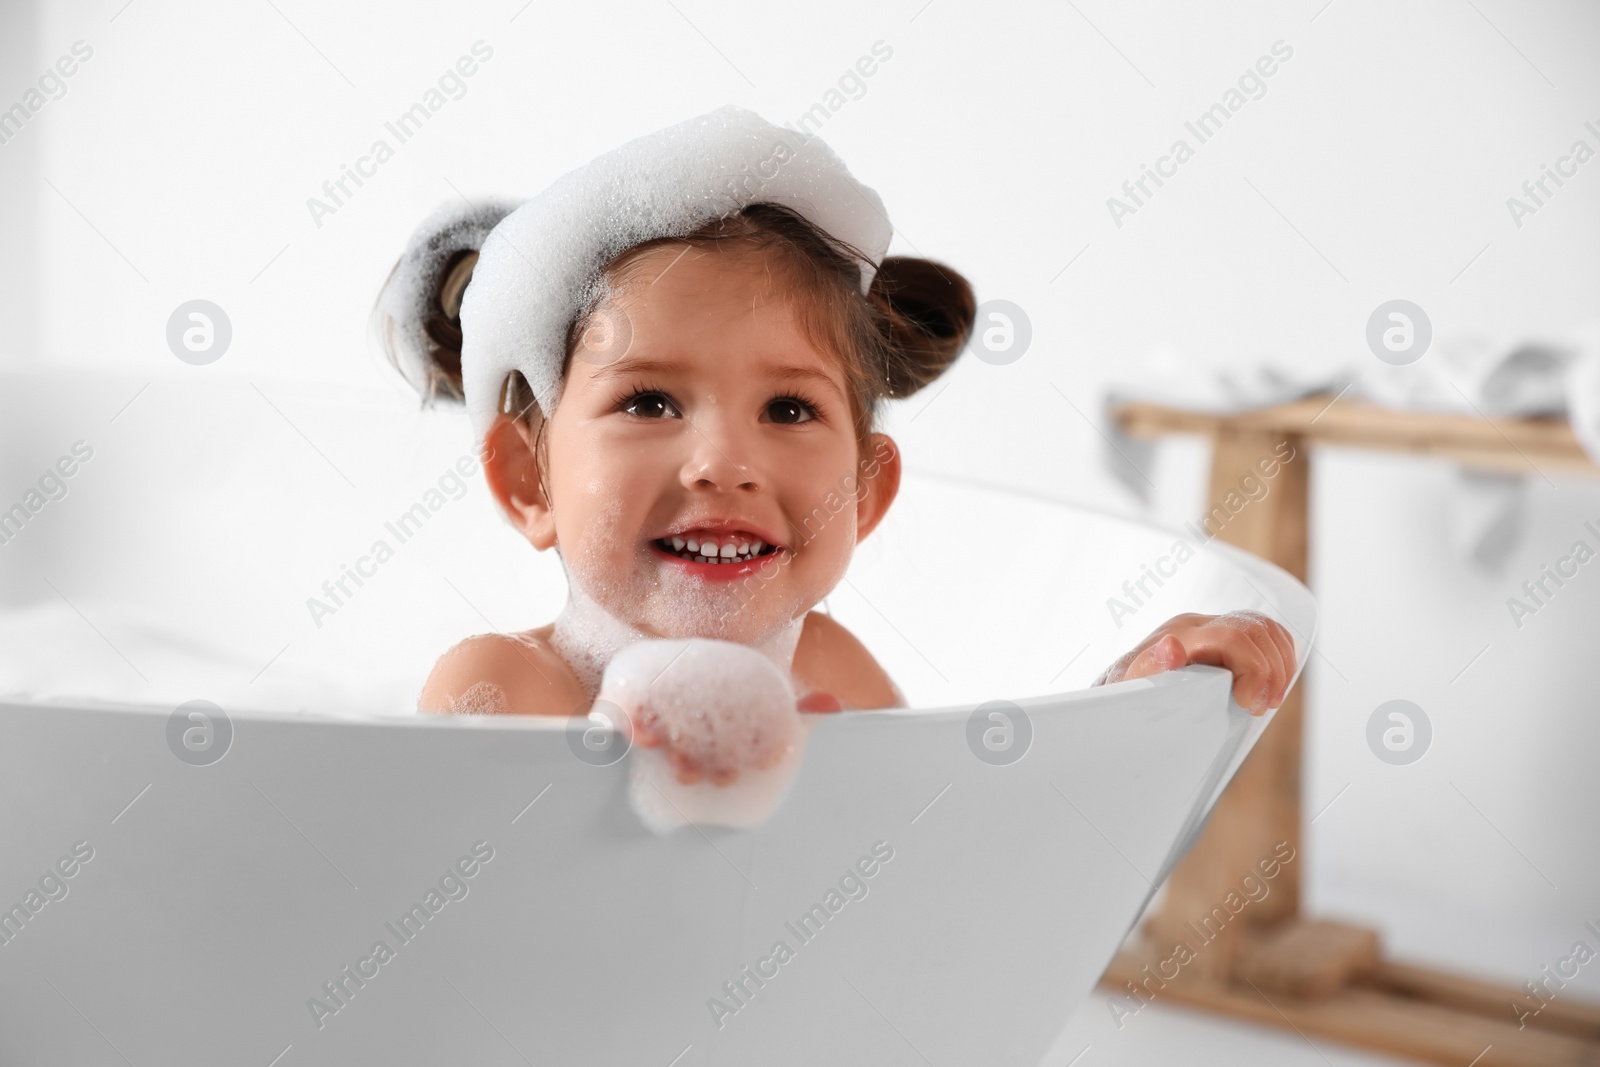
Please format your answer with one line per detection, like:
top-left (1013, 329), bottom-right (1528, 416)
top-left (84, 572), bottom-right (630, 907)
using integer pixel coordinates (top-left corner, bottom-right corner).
top-left (485, 242), bottom-right (901, 646)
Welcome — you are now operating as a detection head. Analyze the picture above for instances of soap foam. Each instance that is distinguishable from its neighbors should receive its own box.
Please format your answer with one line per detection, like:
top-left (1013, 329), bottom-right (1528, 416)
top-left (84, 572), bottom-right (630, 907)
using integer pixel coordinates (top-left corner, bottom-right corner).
top-left (379, 198), bottom-right (520, 399)
top-left (548, 493), bottom-right (809, 698)
top-left (594, 637), bottom-right (810, 834)
top-left (458, 105), bottom-right (894, 443)
top-left (545, 496), bottom-right (814, 833)
top-left (550, 563), bottom-right (807, 698)
top-left (449, 680), bottom-right (509, 716)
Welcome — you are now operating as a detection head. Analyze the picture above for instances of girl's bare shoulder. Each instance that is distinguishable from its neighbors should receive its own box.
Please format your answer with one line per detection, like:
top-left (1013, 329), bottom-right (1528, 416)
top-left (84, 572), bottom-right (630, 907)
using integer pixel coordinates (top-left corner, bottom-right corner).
top-left (794, 610), bottom-right (904, 711)
top-left (418, 626), bottom-right (589, 716)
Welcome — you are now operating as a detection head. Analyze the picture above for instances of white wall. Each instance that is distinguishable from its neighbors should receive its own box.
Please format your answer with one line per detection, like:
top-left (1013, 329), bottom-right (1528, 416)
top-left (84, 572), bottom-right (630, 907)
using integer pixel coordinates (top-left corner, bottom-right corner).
top-left (3, 0), bottom-right (1597, 991)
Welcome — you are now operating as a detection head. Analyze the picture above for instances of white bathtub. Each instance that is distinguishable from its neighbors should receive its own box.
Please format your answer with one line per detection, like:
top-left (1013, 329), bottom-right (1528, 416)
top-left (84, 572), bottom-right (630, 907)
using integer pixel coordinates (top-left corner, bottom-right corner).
top-left (0, 370), bottom-right (1315, 1065)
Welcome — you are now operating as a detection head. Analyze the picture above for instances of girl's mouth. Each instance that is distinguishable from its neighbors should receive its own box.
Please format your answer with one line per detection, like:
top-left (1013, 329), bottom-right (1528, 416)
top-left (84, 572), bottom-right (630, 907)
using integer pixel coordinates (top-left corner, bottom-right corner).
top-left (651, 534), bottom-right (780, 566)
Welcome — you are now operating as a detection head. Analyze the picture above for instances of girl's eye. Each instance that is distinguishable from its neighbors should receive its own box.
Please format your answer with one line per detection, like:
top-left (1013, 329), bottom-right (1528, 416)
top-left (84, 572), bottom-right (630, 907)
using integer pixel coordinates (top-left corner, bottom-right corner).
top-left (620, 391), bottom-right (680, 419)
top-left (765, 396), bottom-right (818, 425)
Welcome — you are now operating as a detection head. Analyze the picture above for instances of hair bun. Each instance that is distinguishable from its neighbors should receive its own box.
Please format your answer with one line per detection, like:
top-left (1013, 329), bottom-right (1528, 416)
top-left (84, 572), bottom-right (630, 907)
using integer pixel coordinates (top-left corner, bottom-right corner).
top-left (868, 256), bottom-right (976, 399)
top-left (374, 198), bottom-right (521, 403)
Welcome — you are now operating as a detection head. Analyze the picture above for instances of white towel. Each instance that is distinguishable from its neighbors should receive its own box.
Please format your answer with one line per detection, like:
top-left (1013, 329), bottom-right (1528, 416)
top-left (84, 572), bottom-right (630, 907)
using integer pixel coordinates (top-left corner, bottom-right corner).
top-left (1102, 325), bottom-right (1600, 572)
top-left (1564, 324), bottom-right (1600, 468)
top-left (1100, 347), bottom-right (1344, 505)
top-left (1356, 333), bottom-right (1580, 418)
top-left (1351, 333), bottom-right (1584, 569)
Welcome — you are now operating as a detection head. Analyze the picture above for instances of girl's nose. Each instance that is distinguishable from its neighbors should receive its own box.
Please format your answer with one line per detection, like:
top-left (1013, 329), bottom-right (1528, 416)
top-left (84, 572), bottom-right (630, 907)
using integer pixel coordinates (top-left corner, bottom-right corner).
top-left (680, 413), bottom-right (761, 491)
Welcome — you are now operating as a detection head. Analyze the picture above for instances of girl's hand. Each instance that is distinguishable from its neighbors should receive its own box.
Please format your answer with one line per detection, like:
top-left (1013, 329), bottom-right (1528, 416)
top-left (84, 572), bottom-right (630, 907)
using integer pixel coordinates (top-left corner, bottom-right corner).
top-left (615, 692), bottom-right (831, 787)
top-left (796, 690), bottom-right (843, 714)
top-left (1095, 611), bottom-right (1295, 716)
top-left (593, 640), bottom-right (837, 789)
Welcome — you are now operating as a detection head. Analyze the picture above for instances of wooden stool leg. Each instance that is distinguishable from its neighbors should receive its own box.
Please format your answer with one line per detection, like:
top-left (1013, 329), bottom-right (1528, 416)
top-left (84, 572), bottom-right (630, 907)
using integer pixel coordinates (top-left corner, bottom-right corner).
top-left (1140, 427), bottom-right (1308, 977)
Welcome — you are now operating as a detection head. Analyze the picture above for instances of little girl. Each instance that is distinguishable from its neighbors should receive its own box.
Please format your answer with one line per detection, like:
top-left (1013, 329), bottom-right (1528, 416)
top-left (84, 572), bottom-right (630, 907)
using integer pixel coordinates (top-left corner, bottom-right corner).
top-left (375, 107), bottom-right (1293, 777)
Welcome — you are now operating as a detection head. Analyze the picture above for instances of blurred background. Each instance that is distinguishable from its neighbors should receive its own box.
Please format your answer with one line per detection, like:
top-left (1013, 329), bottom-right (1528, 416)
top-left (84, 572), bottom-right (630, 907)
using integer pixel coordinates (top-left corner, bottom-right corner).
top-left (2, 0), bottom-right (1597, 1061)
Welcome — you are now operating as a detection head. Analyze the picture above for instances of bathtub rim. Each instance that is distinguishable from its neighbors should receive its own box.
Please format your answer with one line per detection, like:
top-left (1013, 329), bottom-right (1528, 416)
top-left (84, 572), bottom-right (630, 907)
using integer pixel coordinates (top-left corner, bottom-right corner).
top-left (0, 661), bottom-right (1252, 730)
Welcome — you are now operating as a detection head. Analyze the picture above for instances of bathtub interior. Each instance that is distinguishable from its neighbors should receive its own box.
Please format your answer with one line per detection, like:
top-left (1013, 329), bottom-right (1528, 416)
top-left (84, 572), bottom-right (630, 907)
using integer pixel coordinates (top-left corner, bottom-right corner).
top-left (0, 370), bottom-right (1316, 715)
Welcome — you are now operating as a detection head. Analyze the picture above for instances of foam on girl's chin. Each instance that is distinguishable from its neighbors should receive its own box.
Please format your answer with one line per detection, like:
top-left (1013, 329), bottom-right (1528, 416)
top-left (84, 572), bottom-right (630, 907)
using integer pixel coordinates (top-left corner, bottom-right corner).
top-left (594, 638), bottom-right (811, 835)
top-left (549, 539), bottom-right (808, 698)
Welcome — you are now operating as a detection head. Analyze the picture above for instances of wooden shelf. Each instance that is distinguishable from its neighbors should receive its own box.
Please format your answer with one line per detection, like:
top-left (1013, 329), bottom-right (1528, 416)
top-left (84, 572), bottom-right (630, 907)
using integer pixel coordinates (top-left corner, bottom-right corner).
top-left (1113, 395), bottom-right (1600, 477)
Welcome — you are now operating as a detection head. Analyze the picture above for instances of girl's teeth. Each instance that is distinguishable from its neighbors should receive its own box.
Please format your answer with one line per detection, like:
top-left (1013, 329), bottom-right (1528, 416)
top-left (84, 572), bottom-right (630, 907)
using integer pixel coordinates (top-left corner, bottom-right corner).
top-left (657, 535), bottom-right (773, 564)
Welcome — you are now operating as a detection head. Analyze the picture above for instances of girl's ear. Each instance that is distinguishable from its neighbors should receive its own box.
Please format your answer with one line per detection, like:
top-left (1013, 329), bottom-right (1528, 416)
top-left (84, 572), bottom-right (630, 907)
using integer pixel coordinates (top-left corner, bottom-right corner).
top-left (482, 414), bottom-right (557, 549)
top-left (854, 433), bottom-right (902, 543)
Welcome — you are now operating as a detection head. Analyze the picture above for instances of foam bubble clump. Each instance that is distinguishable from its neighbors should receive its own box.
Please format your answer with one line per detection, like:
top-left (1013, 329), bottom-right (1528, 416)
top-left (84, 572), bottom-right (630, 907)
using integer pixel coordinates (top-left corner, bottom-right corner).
top-left (459, 104), bottom-right (893, 442)
top-left (595, 637), bottom-right (809, 835)
top-left (449, 680), bottom-right (508, 716)
top-left (379, 197), bottom-right (520, 399)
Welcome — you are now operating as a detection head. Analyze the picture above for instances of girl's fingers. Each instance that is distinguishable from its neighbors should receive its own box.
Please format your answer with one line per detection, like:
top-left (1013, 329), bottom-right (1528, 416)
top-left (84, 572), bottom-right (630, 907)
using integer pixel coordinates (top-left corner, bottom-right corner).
top-left (1245, 614), bottom-right (1295, 706)
top-left (672, 756), bottom-right (704, 785)
top-left (1226, 613), bottom-right (1290, 711)
top-left (1173, 627), bottom-right (1274, 714)
top-left (1099, 614), bottom-right (1299, 712)
top-left (1266, 620), bottom-right (1297, 702)
top-left (1263, 622), bottom-right (1295, 705)
top-left (1120, 635), bottom-right (1188, 681)
top-left (797, 691), bottom-right (843, 714)
top-left (631, 719), bottom-right (662, 747)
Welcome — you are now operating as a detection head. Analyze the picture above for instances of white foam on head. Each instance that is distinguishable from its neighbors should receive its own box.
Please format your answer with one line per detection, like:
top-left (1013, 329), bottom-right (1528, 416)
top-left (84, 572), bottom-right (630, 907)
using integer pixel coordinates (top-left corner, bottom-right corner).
top-left (594, 638), bottom-right (811, 834)
top-left (458, 105), bottom-right (893, 443)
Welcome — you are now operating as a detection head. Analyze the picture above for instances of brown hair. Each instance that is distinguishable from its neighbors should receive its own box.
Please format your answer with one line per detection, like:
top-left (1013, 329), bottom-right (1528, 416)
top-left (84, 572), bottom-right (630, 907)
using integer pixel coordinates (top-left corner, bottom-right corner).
top-left (378, 201), bottom-right (975, 468)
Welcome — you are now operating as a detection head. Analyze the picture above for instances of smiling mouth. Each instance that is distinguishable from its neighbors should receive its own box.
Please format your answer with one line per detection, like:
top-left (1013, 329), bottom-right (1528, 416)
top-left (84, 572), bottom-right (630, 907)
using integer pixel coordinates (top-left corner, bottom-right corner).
top-left (652, 534), bottom-right (781, 566)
